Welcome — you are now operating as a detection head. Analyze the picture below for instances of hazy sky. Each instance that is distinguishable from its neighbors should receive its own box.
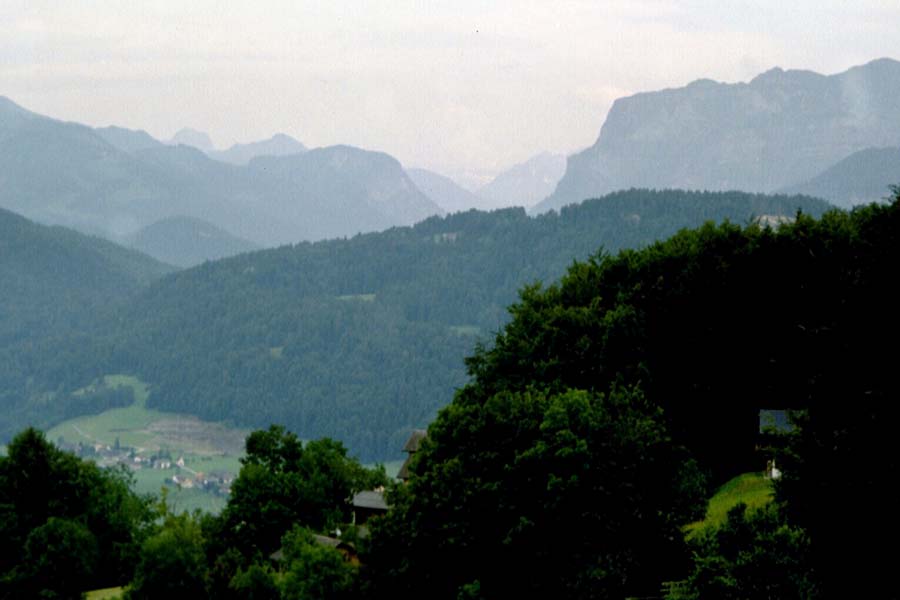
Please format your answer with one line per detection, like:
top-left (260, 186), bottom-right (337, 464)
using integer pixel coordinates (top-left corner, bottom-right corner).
top-left (3, 1), bottom-right (899, 181)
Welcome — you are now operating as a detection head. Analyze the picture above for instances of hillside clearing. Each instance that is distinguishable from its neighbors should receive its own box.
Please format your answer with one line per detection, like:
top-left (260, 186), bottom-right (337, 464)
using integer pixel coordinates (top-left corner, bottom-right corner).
top-left (47, 375), bottom-right (246, 513)
top-left (686, 472), bottom-right (774, 536)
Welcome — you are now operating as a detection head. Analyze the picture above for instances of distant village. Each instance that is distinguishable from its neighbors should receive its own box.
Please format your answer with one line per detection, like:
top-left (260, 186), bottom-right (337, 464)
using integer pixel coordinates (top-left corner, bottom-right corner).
top-left (55, 436), bottom-right (235, 497)
top-left (50, 427), bottom-right (431, 511)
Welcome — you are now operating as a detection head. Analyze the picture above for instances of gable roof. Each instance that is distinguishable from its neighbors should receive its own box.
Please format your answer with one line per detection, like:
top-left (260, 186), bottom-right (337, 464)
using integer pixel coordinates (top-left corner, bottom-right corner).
top-left (352, 490), bottom-right (388, 511)
top-left (397, 455), bottom-right (413, 481)
top-left (403, 429), bottom-right (427, 453)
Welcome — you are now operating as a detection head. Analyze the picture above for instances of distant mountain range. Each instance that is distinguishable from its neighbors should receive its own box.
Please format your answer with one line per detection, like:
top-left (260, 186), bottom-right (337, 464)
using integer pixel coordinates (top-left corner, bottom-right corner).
top-left (407, 168), bottom-right (484, 213)
top-left (169, 127), bottom-right (215, 152)
top-left (209, 134), bottom-right (307, 165)
top-left (124, 215), bottom-right (260, 268)
top-left (477, 152), bottom-right (566, 209)
top-left (779, 146), bottom-right (900, 207)
top-left (0, 97), bottom-right (442, 250)
top-left (537, 58), bottom-right (900, 213)
top-left (95, 126), bottom-right (164, 153)
top-left (410, 152), bottom-right (567, 214)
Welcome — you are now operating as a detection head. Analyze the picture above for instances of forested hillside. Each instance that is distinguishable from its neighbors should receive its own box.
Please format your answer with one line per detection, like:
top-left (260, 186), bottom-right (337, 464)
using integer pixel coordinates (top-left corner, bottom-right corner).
top-left (0, 208), bottom-right (173, 437)
top-left (0, 207), bottom-right (172, 342)
top-left (0, 190), bottom-right (829, 460)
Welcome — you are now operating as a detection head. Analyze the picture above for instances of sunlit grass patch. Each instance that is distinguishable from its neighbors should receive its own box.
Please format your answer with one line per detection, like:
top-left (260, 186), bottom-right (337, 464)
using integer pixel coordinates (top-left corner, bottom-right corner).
top-left (686, 472), bottom-right (774, 537)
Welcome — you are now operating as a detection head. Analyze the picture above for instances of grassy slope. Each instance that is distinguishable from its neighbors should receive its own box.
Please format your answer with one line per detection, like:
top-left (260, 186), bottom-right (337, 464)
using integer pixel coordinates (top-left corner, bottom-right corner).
top-left (49, 375), bottom-right (404, 513)
top-left (686, 472), bottom-right (774, 536)
top-left (49, 375), bottom-right (165, 449)
top-left (85, 587), bottom-right (123, 600)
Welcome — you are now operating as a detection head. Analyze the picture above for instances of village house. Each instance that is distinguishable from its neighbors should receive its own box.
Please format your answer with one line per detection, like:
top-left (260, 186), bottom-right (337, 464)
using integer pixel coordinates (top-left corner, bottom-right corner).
top-left (397, 429), bottom-right (426, 482)
top-left (351, 489), bottom-right (388, 526)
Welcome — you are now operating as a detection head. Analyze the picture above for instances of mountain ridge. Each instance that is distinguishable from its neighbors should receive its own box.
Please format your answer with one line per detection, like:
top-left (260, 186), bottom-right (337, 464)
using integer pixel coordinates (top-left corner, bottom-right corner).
top-left (125, 215), bottom-right (260, 267)
top-left (779, 146), bottom-right (900, 207)
top-left (536, 57), bottom-right (900, 213)
top-left (210, 133), bottom-right (307, 165)
top-left (0, 205), bottom-right (172, 341)
top-left (407, 168), bottom-right (484, 213)
top-left (479, 152), bottom-right (566, 209)
top-left (0, 98), bottom-right (443, 246)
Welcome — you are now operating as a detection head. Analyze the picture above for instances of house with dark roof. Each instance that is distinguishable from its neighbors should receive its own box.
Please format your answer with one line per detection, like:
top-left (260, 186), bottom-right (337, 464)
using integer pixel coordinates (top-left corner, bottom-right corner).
top-left (352, 489), bottom-right (388, 526)
top-left (397, 429), bottom-right (426, 482)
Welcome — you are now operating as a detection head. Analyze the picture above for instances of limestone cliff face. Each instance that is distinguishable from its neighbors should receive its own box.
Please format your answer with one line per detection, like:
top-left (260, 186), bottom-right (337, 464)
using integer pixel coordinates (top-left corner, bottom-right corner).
top-left (535, 58), bottom-right (900, 213)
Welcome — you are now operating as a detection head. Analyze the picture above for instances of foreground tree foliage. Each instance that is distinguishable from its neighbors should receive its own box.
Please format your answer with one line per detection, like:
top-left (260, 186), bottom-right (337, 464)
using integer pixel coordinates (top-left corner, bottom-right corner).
top-left (127, 509), bottom-right (207, 599)
top-left (0, 425), bottom-right (379, 598)
top-left (3, 193), bottom-right (897, 598)
top-left (280, 527), bottom-right (358, 600)
top-left (227, 562), bottom-right (280, 598)
top-left (118, 427), bottom-right (383, 598)
top-left (214, 426), bottom-right (389, 562)
top-left (680, 503), bottom-right (815, 599)
top-left (0, 428), bottom-right (153, 597)
top-left (367, 387), bottom-right (706, 599)
top-left (777, 403), bottom-right (897, 597)
top-left (370, 193), bottom-right (900, 598)
top-left (458, 200), bottom-right (895, 484)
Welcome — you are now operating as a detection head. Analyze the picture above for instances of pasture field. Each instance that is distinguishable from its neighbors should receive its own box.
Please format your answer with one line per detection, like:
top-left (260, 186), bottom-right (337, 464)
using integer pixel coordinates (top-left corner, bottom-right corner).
top-left (47, 375), bottom-right (247, 514)
top-left (48, 375), bottom-right (246, 455)
top-left (686, 472), bottom-right (774, 537)
top-left (85, 587), bottom-right (123, 599)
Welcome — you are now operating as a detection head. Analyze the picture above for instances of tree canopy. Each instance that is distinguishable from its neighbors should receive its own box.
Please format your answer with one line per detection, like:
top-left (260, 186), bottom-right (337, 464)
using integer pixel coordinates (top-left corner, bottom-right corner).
top-left (369, 192), bottom-right (900, 598)
top-left (0, 428), bottom-right (153, 597)
top-left (216, 426), bottom-right (388, 560)
top-left (367, 387), bottom-right (706, 599)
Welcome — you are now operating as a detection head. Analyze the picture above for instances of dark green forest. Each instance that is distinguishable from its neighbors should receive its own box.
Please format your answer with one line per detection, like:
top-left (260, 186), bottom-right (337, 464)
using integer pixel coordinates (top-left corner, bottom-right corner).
top-left (0, 208), bottom-right (172, 433)
top-left (0, 206), bottom-right (171, 343)
top-left (367, 193), bottom-right (900, 598)
top-left (0, 190), bottom-right (830, 459)
top-left (0, 428), bottom-right (154, 597)
top-left (3, 192), bottom-right (896, 598)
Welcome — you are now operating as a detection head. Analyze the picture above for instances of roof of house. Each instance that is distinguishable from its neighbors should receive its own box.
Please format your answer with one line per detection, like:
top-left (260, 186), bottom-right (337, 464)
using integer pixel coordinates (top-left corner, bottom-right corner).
top-left (397, 455), bottom-right (413, 481)
top-left (403, 429), bottom-right (427, 453)
top-left (313, 534), bottom-right (342, 548)
top-left (352, 490), bottom-right (388, 511)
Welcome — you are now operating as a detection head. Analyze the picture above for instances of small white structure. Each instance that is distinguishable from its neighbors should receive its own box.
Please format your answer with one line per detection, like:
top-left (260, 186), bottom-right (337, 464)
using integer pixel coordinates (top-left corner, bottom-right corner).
top-left (766, 458), bottom-right (782, 480)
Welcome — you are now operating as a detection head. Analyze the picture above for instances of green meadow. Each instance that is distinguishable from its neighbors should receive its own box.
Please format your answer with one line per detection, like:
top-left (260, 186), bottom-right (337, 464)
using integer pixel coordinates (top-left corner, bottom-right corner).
top-left (47, 375), bottom-right (246, 514)
top-left (686, 472), bottom-right (775, 537)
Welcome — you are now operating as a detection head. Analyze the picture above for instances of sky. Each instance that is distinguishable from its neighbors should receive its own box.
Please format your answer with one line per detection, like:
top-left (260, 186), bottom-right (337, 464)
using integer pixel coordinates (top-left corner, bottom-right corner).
top-left (2, 1), bottom-right (900, 184)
